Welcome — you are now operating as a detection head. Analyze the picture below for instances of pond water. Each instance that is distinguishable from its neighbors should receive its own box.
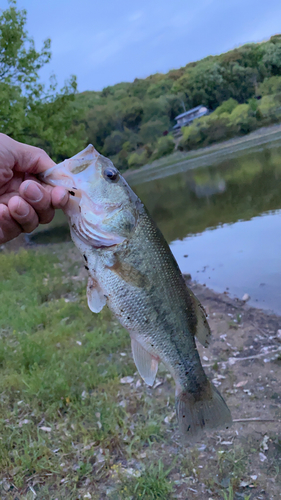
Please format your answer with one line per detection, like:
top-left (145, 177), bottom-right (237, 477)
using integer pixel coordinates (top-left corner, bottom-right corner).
top-left (134, 144), bottom-right (281, 315)
top-left (31, 142), bottom-right (281, 315)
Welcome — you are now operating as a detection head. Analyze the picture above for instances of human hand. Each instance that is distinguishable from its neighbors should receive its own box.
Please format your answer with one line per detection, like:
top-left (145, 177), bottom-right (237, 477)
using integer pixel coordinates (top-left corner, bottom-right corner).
top-left (0, 134), bottom-right (69, 244)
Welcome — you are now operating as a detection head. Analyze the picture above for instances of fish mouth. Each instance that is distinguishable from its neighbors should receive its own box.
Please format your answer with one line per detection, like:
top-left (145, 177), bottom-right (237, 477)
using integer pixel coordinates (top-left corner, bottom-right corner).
top-left (39, 144), bottom-right (99, 190)
top-left (39, 163), bottom-right (72, 188)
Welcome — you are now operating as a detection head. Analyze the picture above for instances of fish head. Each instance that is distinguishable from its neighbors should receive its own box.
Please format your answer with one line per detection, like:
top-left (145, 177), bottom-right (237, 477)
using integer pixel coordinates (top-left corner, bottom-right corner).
top-left (40, 145), bottom-right (139, 247)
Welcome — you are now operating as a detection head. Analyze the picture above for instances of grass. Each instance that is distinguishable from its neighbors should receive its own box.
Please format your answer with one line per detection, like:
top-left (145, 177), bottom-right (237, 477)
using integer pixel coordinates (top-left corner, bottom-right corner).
top-left (117, 461), bottom-right (174, 499)
top-left (0, 245), bottom-right (279, 499)
top-left (0, 247), bottom-right (168, 498)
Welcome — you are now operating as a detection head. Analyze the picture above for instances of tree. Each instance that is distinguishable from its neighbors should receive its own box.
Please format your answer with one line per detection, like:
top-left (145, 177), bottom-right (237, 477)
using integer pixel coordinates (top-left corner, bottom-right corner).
top-left (139, 119), bottom-right (168, 144)
top-left (261, 43), bottom-right (281, 76)
top-left (0, 0), bottom-right (85, 161)
top-left (103, 130), bottom-right (126, 156)
top-left (258, 75), bottom-right (281, 96)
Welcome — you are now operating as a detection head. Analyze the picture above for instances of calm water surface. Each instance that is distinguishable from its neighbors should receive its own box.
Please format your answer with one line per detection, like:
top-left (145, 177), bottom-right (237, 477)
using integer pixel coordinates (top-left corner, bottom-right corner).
top-left (32, 142), bottom-right (281, 314)
top-left (134, 144), bottom-right (281, 315)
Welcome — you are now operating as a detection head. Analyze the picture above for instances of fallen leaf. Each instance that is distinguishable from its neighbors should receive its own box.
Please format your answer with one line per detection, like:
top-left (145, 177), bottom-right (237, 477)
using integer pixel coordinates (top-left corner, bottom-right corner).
top-left (164, 412), bottom-right (176, 424)
top-left (259, 452), bottom-right (267, 462)
top-left (18, 419), bottom-right (30, 427)
top-left (240, 480), bottom-right (250, 487)
top-left (235, 380), bottom-right (248, 388)
top-left (260, 435), bottom-right (269, 452)
top-left (120, 376), bottom-right (134, 384)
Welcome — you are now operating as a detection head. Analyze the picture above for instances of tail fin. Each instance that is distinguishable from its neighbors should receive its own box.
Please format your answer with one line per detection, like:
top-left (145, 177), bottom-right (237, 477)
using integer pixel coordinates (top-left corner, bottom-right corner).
top-left (175, 381), bottom-right (232, 439)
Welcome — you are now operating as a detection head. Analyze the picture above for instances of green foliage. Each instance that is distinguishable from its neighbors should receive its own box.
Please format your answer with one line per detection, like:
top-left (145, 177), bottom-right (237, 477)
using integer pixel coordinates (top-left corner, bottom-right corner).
top-left (152, 135), bottom-right (175, 160)
top-left (139, 119), bottom-right (168, 144)
top-left (128, 150), bottom-right (148, 169)
top-left (258, 75), bottom-right (281, 96)
top-left (75, 35), bottom-right (281, 169)
top-left (261, 42), bottom-right (281, 76)
top-left (103, 130), bottom-right (126, 156)
top-left (178, 93), bottom-right (281, 152)
top-left (258, 94), bottom-right (281, 123)
top-left (0, 0), bottom-right (85, 161)
top-left (146, 79), bottom-right (174, 98)
top-left (214, 98), bottom-right (239, 115)
top-left (2, 2), bottom-right (281, 168)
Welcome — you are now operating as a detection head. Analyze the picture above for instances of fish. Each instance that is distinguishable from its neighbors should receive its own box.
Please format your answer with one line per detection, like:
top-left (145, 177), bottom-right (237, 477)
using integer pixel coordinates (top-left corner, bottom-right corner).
top-left (40, 145), bottom-right (232, 438)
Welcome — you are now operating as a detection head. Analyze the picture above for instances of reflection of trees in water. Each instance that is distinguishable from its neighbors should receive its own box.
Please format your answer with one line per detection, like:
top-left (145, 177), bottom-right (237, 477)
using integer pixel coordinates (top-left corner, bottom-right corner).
top-left (135, 147), bottom-right (281, 242)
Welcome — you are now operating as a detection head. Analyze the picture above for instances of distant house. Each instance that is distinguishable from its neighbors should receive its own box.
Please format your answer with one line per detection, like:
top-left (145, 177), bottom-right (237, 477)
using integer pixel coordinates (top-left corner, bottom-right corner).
top-left (172, 105), bottom-right (209, 137)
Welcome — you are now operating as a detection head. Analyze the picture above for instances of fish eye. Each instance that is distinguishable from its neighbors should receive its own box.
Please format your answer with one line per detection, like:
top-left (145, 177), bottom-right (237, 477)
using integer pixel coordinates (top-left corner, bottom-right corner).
top-left (103, 167), bottom-right (119, 182)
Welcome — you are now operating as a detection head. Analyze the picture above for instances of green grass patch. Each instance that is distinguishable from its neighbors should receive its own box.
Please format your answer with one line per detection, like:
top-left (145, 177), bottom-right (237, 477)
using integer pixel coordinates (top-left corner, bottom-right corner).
top-left (117, 461), bottom-right (174, 499)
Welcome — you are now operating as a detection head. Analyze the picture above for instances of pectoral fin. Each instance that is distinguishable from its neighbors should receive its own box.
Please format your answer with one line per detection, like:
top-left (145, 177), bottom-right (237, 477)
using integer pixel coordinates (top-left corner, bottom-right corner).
top-left (131, 337), bottom-right (159, 386)
top-left (87, 277), bottom-right (106, 313)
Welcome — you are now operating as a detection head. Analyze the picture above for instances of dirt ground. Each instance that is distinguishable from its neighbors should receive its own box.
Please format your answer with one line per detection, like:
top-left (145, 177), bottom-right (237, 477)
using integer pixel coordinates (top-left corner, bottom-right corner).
top-left (173, 278), bottom-right (281, 499)
top-left (1, 236), bottom-right (281, 499)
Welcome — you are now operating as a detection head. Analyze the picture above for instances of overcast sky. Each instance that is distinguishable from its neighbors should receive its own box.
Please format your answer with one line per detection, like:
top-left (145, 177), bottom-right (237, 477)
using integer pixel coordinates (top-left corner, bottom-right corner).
top-left (7, 0), bottom-right (281, 92)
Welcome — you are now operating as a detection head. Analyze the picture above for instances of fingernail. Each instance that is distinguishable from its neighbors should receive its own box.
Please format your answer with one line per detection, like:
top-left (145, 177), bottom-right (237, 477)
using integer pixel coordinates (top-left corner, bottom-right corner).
top-left (24, 182), bottom-right (43, 202)
top-left (15, 200), bottom-right (29, 217)
top-left (59, 190), bottom-right (68, 204)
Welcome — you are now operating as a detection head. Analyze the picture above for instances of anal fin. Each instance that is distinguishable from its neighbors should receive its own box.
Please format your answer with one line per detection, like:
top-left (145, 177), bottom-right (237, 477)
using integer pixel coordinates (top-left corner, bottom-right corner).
top-left (131, 337), bottom-right (158, 386)
top-left (87, 277), bottom-right (106, 313)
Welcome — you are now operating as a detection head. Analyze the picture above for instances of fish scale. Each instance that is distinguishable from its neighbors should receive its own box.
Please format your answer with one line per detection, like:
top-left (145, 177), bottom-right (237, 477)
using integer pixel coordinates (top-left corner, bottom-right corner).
top-left (40, 144), bottom-right (232, 439)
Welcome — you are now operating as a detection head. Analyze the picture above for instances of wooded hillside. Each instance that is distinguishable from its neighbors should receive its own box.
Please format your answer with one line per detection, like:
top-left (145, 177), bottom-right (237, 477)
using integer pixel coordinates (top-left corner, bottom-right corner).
top-left (1, 1), bottom-right (281, 168)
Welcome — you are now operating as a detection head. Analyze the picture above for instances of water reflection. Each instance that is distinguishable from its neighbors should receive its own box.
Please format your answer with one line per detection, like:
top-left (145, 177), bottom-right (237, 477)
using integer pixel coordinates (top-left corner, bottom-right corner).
top-left (31, 144), bottom-right (281, 313)
top-left (134, 145), bottom-right (281, 314)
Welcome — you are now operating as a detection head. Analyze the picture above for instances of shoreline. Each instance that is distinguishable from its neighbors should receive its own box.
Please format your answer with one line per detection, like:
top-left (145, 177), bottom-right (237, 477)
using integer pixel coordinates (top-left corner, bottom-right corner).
top-left (125, 122), bottom-right (281, 185)
top-left (3, 234), bottom-right (281, 321)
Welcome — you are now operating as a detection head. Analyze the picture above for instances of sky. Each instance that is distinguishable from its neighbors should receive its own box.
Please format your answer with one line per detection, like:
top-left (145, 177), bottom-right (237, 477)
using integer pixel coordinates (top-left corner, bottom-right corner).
top-left (6, 0), bottom-right (281, 92)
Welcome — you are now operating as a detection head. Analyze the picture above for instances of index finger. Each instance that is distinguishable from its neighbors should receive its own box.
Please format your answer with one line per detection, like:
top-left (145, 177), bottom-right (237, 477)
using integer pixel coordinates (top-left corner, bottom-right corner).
top-left (0, 133), bottom-right (55, 175)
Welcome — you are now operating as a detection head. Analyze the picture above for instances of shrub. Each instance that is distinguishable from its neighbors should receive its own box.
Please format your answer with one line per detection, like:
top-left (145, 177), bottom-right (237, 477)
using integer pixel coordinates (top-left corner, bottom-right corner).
top-left (214, 98), bottom-right (239, 115)
top-left (228, 104), bottom-right (257, 134)
top-left (152, 135), bottom-right (175, 160)
top-left (128, 150), bottom-right (148, 168)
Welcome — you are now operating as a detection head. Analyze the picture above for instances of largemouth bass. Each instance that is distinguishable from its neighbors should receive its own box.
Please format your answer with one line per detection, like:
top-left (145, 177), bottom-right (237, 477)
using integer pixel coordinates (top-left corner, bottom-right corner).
top-left (41, 145), bottom-right (232, 438)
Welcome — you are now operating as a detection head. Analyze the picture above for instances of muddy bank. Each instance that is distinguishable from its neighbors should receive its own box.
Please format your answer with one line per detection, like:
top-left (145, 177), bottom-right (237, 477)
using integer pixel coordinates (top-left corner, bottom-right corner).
top-left (175, 278), bottom-right (281, 499)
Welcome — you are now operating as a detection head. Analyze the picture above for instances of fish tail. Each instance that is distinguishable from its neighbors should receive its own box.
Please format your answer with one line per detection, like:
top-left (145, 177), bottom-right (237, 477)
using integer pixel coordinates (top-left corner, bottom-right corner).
top-left (175, 380), bottom-right (232, 439)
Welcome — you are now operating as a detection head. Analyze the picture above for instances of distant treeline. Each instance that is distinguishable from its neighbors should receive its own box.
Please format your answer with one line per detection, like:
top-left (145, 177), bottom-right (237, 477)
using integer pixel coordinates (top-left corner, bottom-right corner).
top-left (74, 35), bottom-right (281, 169)
top-left (1, 1), bottom-right (281, 167)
